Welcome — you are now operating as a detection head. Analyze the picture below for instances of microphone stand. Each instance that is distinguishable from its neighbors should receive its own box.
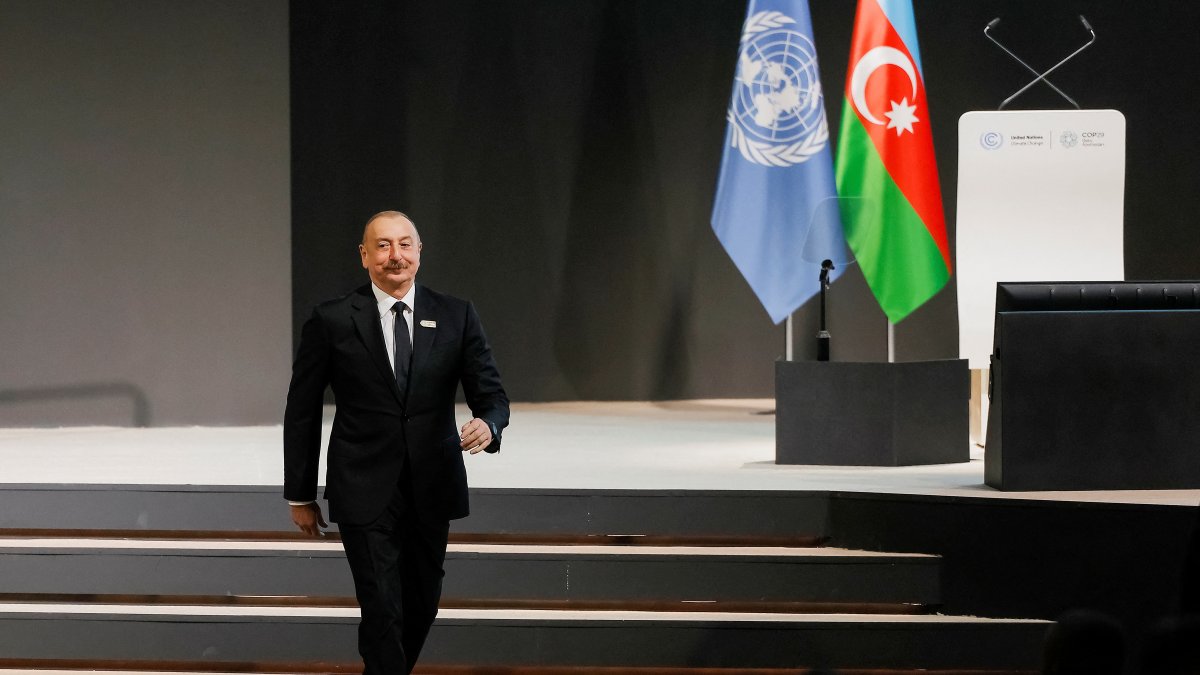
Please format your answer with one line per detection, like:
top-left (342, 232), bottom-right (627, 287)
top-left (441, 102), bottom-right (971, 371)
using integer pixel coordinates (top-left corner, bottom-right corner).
top-left (817, 259), bottom-right (833, 362)
top-left (984, 18), bottom-right (1079, 109)
top-left (990, 15), bottom-right (1096, 110)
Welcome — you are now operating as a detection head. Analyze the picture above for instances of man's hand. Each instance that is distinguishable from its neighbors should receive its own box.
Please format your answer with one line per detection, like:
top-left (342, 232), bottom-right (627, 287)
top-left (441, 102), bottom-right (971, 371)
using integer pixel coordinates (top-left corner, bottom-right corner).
top-left (290, 502), bottom-right (327, 537)
top-left (460, 417), bottom-right (493, 454)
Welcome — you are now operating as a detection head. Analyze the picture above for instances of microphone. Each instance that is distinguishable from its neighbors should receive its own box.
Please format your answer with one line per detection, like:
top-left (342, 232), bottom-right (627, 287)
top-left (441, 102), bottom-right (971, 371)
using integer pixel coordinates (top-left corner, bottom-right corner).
top-left (817, 260), bottom-right (834, 361)
top-left (996, 14), bottom-right (1097, 110)
top-left (985, 17), bottom-right (1079, 109)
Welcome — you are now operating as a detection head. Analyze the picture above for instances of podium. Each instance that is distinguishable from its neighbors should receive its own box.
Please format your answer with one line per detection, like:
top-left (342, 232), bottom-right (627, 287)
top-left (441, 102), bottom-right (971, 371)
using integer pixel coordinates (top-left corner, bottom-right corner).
top-left (986, 283), bottom-right (1200, 491)
top-left (956, 109), bottom-right (1126, 369)
top-left (775, 360), bottom-right (968, 466)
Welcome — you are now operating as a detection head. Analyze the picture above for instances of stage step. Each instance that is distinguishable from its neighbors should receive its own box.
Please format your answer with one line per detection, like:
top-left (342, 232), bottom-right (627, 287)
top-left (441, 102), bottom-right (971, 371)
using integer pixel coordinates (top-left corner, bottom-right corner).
top-left (0, 484), bottom-right (1049, 671)
top-left (0, 665), bottom-right (1040, 675)
top-left (0, 605), bottom-right (1050, 670)
top-left (0, 529), bottom-right (825, 547)
top-left (0, 596), bottom-right (930, 616)
top-left (0, 539), bottom-right (939, 610)
top-left (0, 665), bottom-right (1039, 675)
top-left (0, 486), bottom-right (829, 539)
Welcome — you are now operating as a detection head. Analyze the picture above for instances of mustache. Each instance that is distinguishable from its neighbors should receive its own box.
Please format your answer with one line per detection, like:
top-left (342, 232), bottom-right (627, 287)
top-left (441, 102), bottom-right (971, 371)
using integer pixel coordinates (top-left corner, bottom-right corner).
top-left (384, 261), bottom-right (409, 270)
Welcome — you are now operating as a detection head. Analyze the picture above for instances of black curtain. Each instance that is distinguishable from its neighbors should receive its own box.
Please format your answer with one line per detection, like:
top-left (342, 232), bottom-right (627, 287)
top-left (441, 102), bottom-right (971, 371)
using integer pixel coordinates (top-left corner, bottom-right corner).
top-left (291, 0), bottom-right (1200, 402)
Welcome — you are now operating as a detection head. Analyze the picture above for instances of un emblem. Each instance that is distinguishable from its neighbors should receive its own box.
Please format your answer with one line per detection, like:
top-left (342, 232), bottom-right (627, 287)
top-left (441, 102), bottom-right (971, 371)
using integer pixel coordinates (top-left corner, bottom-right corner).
top-left (728, 11), bottom-right (829, 167)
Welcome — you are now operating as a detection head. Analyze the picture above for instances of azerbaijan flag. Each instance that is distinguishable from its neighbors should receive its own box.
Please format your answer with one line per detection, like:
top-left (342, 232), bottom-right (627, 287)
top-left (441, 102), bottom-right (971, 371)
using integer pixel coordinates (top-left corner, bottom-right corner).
top-left (835, 0), bottom-right (951, 324)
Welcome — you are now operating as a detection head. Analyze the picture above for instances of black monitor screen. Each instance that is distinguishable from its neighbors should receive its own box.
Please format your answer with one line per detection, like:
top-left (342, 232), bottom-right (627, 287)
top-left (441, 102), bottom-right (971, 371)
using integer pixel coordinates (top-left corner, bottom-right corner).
top-left (995, 281), bottom-right (1200, 312)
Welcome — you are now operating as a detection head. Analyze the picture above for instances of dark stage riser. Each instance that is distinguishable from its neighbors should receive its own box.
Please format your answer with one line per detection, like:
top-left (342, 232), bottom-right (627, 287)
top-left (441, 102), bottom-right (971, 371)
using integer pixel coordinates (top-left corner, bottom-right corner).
top-left (0, 544), bottom-right (940, 607)
top-left (987, 309), bottom-right (1200, 490)
top-left (0, 485), bottom-right (828, 537)
top-left (0, 613), bottom-right (1047, 670)
top-left (829, 492), bottom-right (1200, 663)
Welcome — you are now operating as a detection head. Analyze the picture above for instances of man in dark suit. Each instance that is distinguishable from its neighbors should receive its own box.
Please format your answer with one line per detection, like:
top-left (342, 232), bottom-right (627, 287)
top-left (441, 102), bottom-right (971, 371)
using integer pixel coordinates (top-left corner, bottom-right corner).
top-left (283, 210), bottom-right (509, 674)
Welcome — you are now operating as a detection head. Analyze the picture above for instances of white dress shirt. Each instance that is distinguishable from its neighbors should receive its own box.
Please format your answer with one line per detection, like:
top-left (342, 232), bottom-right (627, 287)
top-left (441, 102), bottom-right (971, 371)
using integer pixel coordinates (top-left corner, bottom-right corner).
top-left (371, 282), bottom-right (416, 370)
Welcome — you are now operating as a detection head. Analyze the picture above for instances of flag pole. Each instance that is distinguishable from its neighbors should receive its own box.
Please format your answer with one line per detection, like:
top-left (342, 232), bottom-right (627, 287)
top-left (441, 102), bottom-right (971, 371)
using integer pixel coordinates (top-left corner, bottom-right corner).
top-left (887, 321), bottom-right (895, 363)
top-left (785, 315), bottom-right (794, 361)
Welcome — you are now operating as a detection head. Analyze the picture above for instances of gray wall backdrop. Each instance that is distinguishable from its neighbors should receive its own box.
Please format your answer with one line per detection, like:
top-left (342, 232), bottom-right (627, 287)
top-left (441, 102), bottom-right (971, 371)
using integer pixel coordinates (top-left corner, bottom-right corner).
top-left (0, 0), bottom-right (290, 426)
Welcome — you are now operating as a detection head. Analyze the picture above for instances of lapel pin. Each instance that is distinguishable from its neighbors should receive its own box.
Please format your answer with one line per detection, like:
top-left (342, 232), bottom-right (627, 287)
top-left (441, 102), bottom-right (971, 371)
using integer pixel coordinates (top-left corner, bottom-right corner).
top-left (420, 320), bottom-right (437, 328)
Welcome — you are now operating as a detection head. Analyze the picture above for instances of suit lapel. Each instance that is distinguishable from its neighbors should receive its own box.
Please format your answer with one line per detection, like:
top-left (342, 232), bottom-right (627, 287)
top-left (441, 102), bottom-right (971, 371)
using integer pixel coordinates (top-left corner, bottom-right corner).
top-left (350, 287), bottom-right (405, 407)
top-left (410, 285), bottom-right (438, 392)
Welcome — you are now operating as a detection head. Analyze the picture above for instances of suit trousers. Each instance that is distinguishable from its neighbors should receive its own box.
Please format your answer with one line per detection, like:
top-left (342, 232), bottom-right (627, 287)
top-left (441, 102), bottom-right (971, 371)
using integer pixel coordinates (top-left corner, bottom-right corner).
top-left (338, 478), bottom-right (450, 675)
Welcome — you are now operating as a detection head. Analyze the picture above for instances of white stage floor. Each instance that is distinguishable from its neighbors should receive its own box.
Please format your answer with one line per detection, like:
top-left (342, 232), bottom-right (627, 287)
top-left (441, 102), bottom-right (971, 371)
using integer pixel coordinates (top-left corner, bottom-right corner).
top-left (2, 400), bottom-right (1197, 506)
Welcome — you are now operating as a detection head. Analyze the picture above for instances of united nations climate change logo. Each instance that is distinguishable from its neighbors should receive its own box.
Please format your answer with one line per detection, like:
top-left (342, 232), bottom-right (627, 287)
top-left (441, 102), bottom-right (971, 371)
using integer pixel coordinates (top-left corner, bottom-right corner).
top-left (1060, 130), bottom-right (1079, 148)
top-left (980, 131), bottom-right (1004, 150)
top-left (728, 11), bottom-right (828, 167)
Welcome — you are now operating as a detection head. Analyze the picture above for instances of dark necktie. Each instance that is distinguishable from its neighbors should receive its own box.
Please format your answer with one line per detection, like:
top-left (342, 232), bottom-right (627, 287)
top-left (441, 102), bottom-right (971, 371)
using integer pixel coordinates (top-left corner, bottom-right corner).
top-left (393, 301), bottom-right (411, 395)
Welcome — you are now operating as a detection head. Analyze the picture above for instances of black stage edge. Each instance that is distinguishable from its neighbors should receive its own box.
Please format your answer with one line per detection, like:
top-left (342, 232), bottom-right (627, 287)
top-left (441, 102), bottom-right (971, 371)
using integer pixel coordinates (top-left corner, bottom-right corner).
top-left (775, 359), bottom-right (969, 466)
top-left (987, 310), bottom-right (1200, 490)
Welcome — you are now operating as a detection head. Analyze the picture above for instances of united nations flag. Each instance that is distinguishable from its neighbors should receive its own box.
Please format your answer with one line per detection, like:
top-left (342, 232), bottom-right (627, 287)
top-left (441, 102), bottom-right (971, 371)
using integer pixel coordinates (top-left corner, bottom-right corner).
top-left (711, 0), bottom-right (844, 324)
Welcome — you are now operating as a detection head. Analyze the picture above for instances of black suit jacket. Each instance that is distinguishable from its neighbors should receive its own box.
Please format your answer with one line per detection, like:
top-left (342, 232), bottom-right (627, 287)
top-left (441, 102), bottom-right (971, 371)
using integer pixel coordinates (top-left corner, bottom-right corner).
top-left (283, 283), bottom-right (509, 525)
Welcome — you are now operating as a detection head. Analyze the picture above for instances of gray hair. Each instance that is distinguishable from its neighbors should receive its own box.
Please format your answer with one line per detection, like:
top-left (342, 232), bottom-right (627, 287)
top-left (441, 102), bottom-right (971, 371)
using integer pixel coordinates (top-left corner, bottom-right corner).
top-left (361, 210), bottom-right (420, 244)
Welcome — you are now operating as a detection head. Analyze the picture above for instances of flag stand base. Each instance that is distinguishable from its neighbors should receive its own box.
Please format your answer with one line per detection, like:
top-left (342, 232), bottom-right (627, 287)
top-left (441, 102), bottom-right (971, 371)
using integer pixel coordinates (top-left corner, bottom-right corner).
top-left (774, 359), bottom-right (969, 466)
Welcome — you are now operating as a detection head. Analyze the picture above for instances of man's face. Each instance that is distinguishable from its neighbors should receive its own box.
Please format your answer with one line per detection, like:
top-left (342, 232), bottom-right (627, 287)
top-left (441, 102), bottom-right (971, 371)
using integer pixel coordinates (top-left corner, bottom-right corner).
top-left (360, 215), bottom-right (422, 296)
